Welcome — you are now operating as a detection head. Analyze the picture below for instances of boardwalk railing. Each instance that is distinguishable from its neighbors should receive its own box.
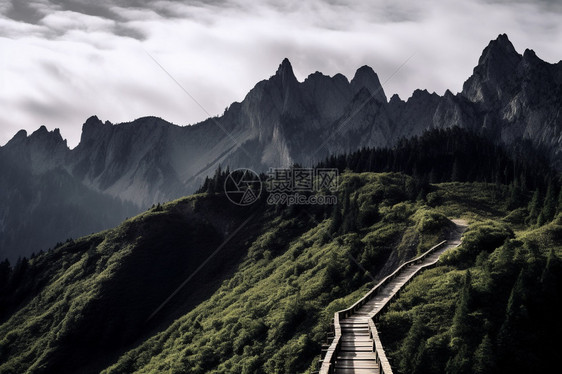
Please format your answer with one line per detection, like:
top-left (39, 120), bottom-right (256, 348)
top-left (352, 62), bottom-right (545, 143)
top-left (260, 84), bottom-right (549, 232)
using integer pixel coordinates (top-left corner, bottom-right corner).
top-left (318, 240), bottom-right (447, 374)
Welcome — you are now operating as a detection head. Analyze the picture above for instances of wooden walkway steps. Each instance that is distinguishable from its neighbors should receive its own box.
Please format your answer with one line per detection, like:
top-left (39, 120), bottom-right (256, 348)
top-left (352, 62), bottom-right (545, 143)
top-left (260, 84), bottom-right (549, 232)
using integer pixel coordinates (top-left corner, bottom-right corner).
top-left (319, 219), bottom-right (467, 374)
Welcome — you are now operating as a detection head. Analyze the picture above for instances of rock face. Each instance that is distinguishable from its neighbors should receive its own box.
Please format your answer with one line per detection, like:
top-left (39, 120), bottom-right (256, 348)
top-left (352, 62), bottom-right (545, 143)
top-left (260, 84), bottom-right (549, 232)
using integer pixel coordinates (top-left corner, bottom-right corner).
top-left (1, 34), bottom-right (561, 261)
top-left (460, 36), bottom-right (562, 168)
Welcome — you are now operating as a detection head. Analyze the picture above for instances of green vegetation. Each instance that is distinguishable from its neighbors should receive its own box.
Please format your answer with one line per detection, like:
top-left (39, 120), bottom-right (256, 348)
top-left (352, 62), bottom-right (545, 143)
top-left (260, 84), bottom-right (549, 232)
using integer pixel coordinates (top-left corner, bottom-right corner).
top-left (0, 195), bottom-right (254, 373)
top-left (100, 173), bottom-right (452, 374)
top-left (1, 128), bottom-right (561, 373)
top-left (0, 173), bottom-right (452, 373)
top-left (378, 184), bottom-right (562, 374)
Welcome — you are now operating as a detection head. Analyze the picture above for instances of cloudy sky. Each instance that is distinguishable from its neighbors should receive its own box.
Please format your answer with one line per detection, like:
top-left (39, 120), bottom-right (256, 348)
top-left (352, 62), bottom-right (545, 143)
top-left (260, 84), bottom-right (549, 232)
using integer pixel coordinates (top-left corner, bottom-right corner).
top-left (1, 0), bottom-right (561, 148)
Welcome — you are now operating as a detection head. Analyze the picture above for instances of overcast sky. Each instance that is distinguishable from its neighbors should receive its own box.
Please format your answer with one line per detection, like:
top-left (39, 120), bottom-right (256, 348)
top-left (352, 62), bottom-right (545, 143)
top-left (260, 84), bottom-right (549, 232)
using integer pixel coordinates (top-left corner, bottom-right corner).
top-left (1, 0), bottom-right (561, 148)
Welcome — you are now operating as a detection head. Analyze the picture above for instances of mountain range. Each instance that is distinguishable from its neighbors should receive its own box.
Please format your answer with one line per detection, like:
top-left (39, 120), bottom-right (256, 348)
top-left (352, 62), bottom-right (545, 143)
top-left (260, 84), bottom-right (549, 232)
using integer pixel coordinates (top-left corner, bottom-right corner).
top-left (1, 33), bottom-right (561, 262)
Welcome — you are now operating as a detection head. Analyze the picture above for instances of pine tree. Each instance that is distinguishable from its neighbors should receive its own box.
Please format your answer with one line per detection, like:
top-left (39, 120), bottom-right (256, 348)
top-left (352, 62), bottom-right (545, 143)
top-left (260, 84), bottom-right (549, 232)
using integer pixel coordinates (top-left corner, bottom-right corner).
top-left (507, 180), bottom-right (523, 209)
top-left (342, 186), bottom-right (351, 212)
top-left (451, 270), bottom-right (472, 339)
top-left (399, 316), bottom-right (426, 374)
top-left (501, 270), bottom-right (527, 330)
top-left (497, 269), bottom-right (529, 371)
top-left (541, 248), bottom-right (562, 286)
top-left (526, 190), bottom-right (541, 225)
top-left (537, 211), bottom-right (547, 227)
top-left (342, 193), bottom-right (359, 233)
top-left (557, 188), bottom-right (562, 215)
top-left (206, 178), bottom-right (215, 194)
top-left (539, 248), bottom-right (562, 360)
top-left (329, 203), bottom-right (342, 234)
top-left (473, 334), bottom-right (495, 374)
top-left (445, 343), bottom-right (470, 374)
top-left (540, 181), bottom-right (556, 223)
top-left (213, 164), bottom-right (223, 192)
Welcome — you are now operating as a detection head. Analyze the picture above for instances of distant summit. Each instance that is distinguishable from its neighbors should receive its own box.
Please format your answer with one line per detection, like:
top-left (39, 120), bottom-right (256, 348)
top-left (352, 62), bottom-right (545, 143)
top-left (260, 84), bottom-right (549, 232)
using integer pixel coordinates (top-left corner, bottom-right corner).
top-left (463, 33), bottom-right (522, 103)
top-left (275, 58), bottom-right (296, 78)
top-left (351, 65), bottom-right (386, 103)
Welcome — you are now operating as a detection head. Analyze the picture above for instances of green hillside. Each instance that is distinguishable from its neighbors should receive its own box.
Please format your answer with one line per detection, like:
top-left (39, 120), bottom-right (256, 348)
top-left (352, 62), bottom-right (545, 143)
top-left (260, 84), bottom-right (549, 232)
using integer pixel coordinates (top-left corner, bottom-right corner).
top-left (0, 172), bottom-right (451, 373)
top-left (1, 171), bottom-right (560, 373)
top-left (378, 193), bottom-right (562, 374)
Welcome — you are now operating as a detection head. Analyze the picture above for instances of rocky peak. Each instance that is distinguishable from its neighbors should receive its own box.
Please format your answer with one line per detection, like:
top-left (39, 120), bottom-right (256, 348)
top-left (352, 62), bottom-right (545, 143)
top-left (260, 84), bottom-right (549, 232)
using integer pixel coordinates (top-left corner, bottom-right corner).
top-left (303, 71), bottom-right (350, 93)
top-left (409, 89), bottom-right (438, 101)
top-left (28, 126), bottom-right (67, 148)
top-left (462, 34), bottom-right (522, 104)
top-left (443, 89), bottom-right (455, 99)
top-left (305, 71), bottom-right (328, 83)
top-left (350, 65), bottom-right (387, 103)
top-left (85, 115), bottom-right (103, 126)
top-left (2, 125), bottom-right (69, 173)
top-left (332, 73), bottom-right (350, 87)
top-left (273, 58), bottom-right (298, 87)
top-left (4, 129), bottom-right (28, 148)
top-left (389, 94), bottom-right (403, 104)
top-left (523, 48), bottom-right (539, 62)
top-left (79, 115), bottom-right (113, 148)
top-left (519, 48), bottom-right (554, 77)
top-left (479, 34), bottom-right (520, 67)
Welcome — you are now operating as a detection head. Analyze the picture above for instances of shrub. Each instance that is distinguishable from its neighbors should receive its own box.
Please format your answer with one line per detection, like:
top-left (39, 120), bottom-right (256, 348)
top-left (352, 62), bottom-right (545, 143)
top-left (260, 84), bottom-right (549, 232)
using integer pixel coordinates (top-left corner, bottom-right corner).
top-left (442, 221), bottom-right (514, 268)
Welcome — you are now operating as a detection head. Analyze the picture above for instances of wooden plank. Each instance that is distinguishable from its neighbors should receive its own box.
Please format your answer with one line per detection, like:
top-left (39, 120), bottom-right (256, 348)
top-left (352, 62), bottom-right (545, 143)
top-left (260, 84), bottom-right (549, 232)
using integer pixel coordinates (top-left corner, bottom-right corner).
top-left (335, 362), bottom-right (379, 369)
top-left (320, 220), bottom-right (468, 374)
top-left (333, 369), bottom-right (379, 374)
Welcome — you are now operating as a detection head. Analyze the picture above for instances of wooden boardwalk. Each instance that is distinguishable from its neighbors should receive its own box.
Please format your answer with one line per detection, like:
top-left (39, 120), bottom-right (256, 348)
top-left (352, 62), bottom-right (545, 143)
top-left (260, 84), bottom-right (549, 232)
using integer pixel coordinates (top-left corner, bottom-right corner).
top-left (323, 219), bottom-right (467, 374)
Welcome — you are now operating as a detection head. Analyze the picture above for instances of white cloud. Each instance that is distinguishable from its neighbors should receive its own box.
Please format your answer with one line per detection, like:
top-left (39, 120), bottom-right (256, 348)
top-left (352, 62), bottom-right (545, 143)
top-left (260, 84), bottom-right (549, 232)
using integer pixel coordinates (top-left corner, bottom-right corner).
top-left (0, 0), bottom-right (561, 148)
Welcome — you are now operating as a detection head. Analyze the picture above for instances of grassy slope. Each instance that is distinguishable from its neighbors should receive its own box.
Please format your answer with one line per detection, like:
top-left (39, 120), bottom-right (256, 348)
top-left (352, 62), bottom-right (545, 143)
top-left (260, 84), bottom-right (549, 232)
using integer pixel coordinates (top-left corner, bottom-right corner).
top-left (0, 172), bottom-right (455, 374)
top-left (99, 173), bottom-right (453, 374)
top-left (378, 182), bottom-right (562, 374)
top-left (0, 195), bottom-right (262, 374)
top-left (4, 175), bottom-right (541, 373)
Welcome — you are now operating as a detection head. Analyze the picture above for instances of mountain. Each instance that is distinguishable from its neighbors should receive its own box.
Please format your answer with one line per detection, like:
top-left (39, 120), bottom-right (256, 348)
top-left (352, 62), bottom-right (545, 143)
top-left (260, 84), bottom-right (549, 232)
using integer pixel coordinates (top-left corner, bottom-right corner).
top-left (459, 34), bottom-right (562, 164)
top-left (1, 34), bottom-right (561, 261)
top-left (0, 129), bottom-right (139, 263)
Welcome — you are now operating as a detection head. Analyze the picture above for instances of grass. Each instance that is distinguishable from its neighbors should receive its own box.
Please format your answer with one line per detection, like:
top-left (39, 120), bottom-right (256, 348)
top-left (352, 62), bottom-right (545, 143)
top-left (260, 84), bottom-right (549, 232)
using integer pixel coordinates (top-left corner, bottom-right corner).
top-left (377, 183), bottom-right (562, 374)
top-left (3, 173), bottom-right (553, 373)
